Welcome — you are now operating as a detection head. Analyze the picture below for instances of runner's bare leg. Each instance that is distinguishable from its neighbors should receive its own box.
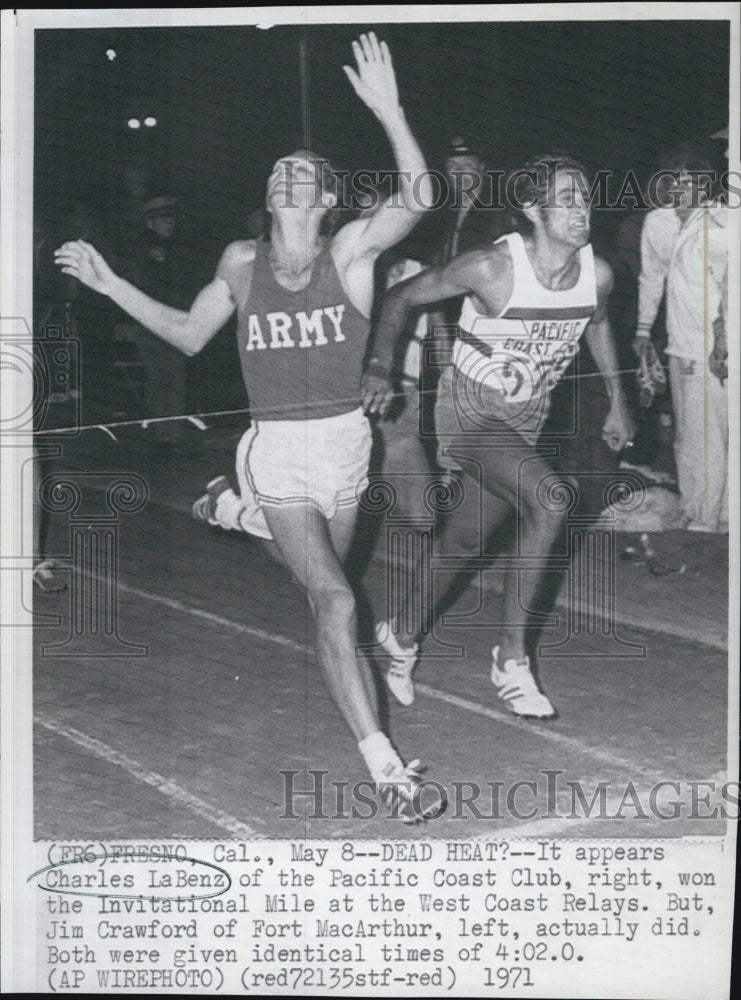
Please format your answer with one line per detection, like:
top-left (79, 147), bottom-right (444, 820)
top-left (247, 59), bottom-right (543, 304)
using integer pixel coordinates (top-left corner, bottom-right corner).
top-left (262, 502), bottom-right (379, 739)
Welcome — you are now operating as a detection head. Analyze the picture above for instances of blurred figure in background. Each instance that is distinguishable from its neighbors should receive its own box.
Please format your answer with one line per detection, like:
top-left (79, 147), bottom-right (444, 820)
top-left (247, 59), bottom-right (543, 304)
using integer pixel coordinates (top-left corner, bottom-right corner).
top-left (34, 200), bottom-right (116, 415)
top-left (632, 145), bottom-right (728, 533)
top-left (360, 179), bottom-right (436, 528)
top-left (439, 135), bottom-right (507, 261)
top-left (423, 136), bottom-right (510, 368)
top-left (115, 192), bottom-right (204, 445)
top-left (32, 448), bottom-right (66, 593)
top-left (134, 193), bottom-right (203, 307)
top-left (611, 207), bottom-right (674, 484)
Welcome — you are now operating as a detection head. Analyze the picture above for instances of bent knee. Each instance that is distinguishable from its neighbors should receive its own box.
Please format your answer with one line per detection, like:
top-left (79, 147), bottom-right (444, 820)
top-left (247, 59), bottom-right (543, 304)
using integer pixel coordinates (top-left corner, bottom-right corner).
top-left (308, 583), bottom-right (357, 623)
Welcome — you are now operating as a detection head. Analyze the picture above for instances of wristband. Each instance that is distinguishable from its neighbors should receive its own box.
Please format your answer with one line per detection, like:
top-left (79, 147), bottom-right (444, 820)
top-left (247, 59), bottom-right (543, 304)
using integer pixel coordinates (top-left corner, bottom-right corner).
top-left (365, 359), bottom-right (391, 380)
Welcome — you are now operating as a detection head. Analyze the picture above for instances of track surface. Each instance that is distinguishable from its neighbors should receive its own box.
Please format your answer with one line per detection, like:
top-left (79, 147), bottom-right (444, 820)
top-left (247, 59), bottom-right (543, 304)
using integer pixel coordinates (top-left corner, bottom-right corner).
top-left (33, 427), bottom-right (729, 840)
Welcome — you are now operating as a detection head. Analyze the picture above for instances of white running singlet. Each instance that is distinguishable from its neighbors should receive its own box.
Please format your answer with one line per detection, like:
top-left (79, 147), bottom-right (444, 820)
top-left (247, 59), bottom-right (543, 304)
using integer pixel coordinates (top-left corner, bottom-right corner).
top-left (453, 231), bottom-right (597, 403)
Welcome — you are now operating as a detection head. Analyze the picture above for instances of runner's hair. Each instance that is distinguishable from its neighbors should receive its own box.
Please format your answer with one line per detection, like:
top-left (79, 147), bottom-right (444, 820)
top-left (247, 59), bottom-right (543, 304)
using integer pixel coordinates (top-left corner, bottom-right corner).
top-left (508, 150), bottom-right (590, 232)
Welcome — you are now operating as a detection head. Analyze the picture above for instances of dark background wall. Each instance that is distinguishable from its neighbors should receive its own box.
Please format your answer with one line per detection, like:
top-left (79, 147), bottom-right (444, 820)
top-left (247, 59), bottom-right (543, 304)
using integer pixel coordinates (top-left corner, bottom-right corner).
top-left (32, 18), bottom-right (731, 421)
top-left (35, 19), bottom-right (730, 245)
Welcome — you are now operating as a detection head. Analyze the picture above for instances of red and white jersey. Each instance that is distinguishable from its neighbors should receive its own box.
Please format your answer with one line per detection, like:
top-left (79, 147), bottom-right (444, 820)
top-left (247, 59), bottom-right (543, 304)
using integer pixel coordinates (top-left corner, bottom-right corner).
top-left (453, 231), bottom-right (597, 402)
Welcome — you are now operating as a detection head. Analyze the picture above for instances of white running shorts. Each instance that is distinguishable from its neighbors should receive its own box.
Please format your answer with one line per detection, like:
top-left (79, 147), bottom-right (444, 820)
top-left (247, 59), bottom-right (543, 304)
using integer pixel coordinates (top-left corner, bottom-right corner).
top-left (221, 408), bottom-right (372, 540)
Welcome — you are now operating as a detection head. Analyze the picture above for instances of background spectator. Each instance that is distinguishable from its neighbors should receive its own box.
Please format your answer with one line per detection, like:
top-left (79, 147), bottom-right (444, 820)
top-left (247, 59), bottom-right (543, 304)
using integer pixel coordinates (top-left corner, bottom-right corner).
top-left (632, 145), bottom-right (728, 533)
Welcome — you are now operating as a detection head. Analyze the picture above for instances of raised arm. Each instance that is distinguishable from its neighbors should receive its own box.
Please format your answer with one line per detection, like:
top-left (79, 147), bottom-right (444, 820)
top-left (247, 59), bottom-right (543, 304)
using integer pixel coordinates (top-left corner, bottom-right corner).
top-left (585, 257), bottom-right (636, 451)
top-left (55, 239), bottom-right (240, 357)
top-left (338, 32), bottom-right (432, 258)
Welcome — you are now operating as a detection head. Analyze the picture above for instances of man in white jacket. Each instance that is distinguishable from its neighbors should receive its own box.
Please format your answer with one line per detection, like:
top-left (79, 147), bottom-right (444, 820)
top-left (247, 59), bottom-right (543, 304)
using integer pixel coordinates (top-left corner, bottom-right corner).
top-left (632, 148), bottom-right (728, 533)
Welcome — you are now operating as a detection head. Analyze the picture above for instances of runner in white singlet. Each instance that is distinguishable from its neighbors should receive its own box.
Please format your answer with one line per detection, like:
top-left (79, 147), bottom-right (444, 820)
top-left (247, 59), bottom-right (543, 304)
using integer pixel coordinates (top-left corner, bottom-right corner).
top-left (365, 154), bottom-right (636, 718)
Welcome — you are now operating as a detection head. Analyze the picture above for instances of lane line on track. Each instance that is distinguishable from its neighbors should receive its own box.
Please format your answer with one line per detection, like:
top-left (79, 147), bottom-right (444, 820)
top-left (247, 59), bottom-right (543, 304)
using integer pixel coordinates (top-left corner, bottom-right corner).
top-left (114, 579), bottom-right (671, 785)
top-left (413, 683), bottom-right (669, 784)
top-left (115, 581), bottom-right (308, 654)
top-left (472, 815), bottom-right (631, 841)
top-left (35, 713), bottom-right (260, 839)
top-left (55, 482), bottom-right (729, 652)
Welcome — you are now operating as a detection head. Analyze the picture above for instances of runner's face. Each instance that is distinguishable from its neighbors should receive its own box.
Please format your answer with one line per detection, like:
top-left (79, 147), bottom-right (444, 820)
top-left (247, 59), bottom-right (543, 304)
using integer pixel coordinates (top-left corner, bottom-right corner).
top-left (266, 153), bottom-right (328, 213)
top-left (538, 169), bottom-right (591, 248)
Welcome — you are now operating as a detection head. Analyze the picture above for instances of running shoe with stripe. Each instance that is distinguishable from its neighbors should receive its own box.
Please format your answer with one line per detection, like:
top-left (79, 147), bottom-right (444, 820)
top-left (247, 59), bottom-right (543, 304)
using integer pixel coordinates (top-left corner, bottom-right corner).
top-left (375, 621), bottom-right (419, 706)
top-left (373, 757), bottom-right (443, 824)
top-left (192, 476), bottom-right (231, 526)
top-left (490, 646), bottom-right (556, 719)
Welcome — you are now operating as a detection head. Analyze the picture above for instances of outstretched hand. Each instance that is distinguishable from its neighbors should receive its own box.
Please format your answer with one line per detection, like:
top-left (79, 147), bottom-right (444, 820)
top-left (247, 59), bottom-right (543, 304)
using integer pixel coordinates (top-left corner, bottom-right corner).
top-left (343, 32), bottom-right (400, 121)
top-left (54, 239), bottom-right (116, 296)
top-left (361, 372), bottom-right (394, 417)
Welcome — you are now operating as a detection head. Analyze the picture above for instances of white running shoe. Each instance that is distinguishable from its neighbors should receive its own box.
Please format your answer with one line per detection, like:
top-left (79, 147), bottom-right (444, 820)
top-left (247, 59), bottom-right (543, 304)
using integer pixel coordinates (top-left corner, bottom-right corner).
top-left (490, 646), bottom-right (556, 719)
top-left (192, 475), bottom-right (231, 526)
top-left (373, 757), bottom-right (435, 824)
top-left (375, 621), bottom-right (419, 706)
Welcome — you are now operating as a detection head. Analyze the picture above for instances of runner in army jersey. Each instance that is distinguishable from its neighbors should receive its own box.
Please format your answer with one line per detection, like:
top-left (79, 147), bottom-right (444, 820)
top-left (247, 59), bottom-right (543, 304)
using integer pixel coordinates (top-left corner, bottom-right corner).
top-left (56, 33), bottom-right (434, 822)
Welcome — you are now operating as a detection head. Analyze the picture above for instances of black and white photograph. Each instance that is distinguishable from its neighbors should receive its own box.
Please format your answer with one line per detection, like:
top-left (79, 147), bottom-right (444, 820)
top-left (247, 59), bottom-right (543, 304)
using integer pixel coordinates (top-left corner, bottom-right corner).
top-left (1, 4), bottom-right (738, 997)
